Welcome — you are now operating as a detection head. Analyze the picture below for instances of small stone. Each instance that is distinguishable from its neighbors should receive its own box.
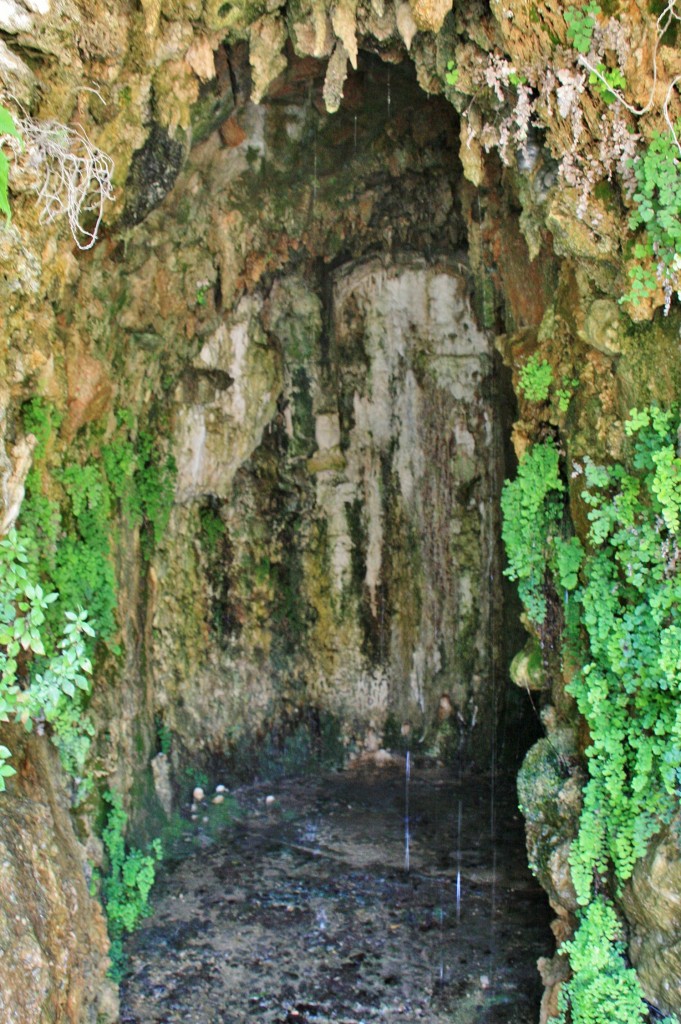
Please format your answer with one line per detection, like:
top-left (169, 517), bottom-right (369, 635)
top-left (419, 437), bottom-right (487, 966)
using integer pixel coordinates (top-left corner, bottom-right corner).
top-left (215, 784), bottom-right (226, 794)
top-left (202, 815), bottom-right (209, 824)
top-left (480, 974), bottom-right (490, 989)
top-left (190, 803), bottom-right (198, 813)
top-left (193, 786), bottom-right (205, 802)
top-left (265, 795), bottom-right (276, 807)
top-left (212, 794), bottom-right (224, 804)
top-left (190, 814), bottom-right (198, 821)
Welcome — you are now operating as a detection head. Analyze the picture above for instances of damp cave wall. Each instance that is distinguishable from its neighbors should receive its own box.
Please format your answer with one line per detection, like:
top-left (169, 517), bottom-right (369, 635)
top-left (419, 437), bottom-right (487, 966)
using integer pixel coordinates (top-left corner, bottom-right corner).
top-left (2, 0), bottom-right (681, 1021)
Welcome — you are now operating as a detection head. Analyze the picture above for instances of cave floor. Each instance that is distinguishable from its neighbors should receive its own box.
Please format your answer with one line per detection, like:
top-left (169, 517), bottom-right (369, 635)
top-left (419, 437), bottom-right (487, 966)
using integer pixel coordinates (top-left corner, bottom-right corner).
top-left (120, 765), bottom-right (551, 1024)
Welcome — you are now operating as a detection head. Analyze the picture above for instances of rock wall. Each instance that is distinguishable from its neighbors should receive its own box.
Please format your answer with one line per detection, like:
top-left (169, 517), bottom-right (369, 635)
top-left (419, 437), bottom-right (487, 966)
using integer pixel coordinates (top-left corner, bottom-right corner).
top-left (0, 729), bottom-right (115, 1024)
top-left (152, 257), bottom-right (501, 762)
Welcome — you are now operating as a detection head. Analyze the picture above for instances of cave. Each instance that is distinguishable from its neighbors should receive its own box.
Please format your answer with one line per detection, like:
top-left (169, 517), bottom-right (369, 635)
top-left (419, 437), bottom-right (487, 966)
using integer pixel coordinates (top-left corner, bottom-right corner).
top-left (3, 1), bottom-right (681, 1022)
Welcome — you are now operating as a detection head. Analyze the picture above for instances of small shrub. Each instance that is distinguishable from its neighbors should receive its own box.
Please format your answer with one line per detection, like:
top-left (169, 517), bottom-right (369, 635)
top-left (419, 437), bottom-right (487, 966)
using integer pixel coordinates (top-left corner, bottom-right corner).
top-left (0, 529), bottom-right (95, 783)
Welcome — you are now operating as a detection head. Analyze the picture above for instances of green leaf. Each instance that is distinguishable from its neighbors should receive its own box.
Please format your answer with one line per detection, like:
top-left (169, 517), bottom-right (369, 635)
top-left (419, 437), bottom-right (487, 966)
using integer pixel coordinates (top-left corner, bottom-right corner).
top-left (0, 150), bottom-right (11, 224)
top-left (0, 106), bottom-right (21, 142)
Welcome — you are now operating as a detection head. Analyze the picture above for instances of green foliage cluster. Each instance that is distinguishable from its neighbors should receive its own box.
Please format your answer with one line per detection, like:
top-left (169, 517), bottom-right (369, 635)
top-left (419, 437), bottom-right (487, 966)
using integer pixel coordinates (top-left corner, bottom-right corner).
top-left (7, 400), bottom-right (177, 780)
top-left (503, 410), bottom-right (681, 1024)
top-left (517, 357), bottom-right (578, 414)
top-left (555, 898), bottom-right (646, 1024)
top-left (564, 2), bottom-right (601, 54)
top-left (588, 63), bottom-right (626, 104)
top-left (568, 406), bottom-right (681, 899)
top-left (102, 411), bottom-right (177, 560)
top-left (198, 503), bottom-right (226, 554)
top-left (445, 61), bottom-right (460, 87)
top-left (518, 355), bottom-right (554, 403)
top-left (623, 126), bottom-right (681, 308)
top-left (501, 441), bottom-right (582, 625)
top-left (556, 375), bottom-right (580, 414)
top-left (0, 104), bottom-right (21, 223)
top-left (20, 401), bottom-right (177, 656)
top-left (100, 789), bottom-right (162, 979)
top-left (0, 529), bottom-right (95, 783)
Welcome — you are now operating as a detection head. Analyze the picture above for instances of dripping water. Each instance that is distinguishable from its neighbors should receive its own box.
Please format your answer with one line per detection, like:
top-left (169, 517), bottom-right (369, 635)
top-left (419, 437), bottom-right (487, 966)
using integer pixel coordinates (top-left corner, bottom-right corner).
top-left (312, 136), bottom-right (318, 211)
top-left (456, 798), bottom-right (462, 922)
top-left (404, 749), bottom-right (411, 873)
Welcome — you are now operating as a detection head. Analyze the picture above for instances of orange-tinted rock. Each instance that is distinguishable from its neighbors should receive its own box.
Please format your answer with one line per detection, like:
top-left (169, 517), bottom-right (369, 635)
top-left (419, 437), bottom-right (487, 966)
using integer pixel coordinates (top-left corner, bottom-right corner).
top-left (220, 115), bottom-right (247, 147)
top-left (0, 729), bottom-right (114, 1024)
top-left (64, 342), bottom-right (114, 440)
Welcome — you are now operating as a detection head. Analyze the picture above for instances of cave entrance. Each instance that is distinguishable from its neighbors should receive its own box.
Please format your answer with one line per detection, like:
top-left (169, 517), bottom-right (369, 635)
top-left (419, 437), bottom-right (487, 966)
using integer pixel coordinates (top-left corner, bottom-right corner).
top-left (122, 41), bottom-right (552, 1024)
top-left (151, 51), bottom-right (534, 775)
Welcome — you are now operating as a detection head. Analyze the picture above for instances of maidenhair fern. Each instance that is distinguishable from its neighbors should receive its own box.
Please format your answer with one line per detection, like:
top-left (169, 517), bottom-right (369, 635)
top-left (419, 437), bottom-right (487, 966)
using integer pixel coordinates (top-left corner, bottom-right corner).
top-left (502, 408), bottom-right (681, 1024)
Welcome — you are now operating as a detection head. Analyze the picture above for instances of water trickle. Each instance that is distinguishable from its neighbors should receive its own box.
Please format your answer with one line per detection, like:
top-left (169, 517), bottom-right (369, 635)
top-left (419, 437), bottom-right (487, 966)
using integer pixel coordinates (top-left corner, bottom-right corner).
top-left (456, 798), bottom-right (463, 922)
top-left (312, 138), bottom-right (318, 211)
top-left (404, 749), bottom-right (411, 872)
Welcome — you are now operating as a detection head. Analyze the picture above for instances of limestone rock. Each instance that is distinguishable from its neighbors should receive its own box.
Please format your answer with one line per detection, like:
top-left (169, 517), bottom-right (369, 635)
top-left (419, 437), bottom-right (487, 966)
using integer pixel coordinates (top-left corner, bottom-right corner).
top-left (0, 37), bottom-right (36, 105)
top-left (288, 0), bottom-right (334, 58)
top-left (173, 295), bottom-right (281, 503)
top-left (395, 1), bottom-right (418, 50)
top-left (0, 730), bottom-right (112, 1024)
top-left (331, 0), bottom-right (358, 69)
top-left (0, 425), bottom-right (36, 535)
top-left (151, 752), bottom-right (173, 817)
top-left (408, 0), bottom-right (451, 33)
top-left (578, 298), bottom-right (622, 356)
top-left (621, 820), bottom-right (681, 1014)
top-left (517, 737), bottom-right (581, 914)
top-left (64, 343), bottom-right (114, 440)
top-left (0, 0), bottom-right (34, 34)
top-left (186, 35), bottom-right (217, 82)
top-left (510, 639), bottom-right (547, 691)
top-left (323, 39), bottom-right (350, 113)
top-left (249, 14), bottom-right (288, 104)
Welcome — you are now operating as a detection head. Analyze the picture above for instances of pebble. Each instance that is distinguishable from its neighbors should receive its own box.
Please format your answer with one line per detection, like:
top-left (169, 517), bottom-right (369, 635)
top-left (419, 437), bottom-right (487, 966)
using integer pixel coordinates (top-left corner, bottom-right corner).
top-left (215, 784), bottom-right (226, 794)
top-left (265, 795), bottom-right (276, 807)
top-left (480, 974), bottom-right (491, 989)
top-left (212, 794), bottom-right (225, 805)
top-left (193, 787), bottom-right (205, 802)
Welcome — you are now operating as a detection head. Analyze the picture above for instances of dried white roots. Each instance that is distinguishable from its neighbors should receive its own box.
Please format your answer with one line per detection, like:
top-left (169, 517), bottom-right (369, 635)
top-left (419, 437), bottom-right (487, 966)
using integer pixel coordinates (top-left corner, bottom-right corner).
top-left (15, 117), bottom-right (114, 250)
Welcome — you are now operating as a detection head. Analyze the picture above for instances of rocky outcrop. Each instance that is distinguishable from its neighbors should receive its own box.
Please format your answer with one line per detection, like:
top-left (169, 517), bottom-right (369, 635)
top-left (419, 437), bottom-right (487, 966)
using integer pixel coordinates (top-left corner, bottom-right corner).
top-left (0, 729), bottom-right (115, 1024)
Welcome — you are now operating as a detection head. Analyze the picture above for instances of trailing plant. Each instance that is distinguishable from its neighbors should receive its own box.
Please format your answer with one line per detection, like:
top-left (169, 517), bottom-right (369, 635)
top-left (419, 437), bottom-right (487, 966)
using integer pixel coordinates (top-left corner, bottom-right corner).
top-left (568, 406), bottom-right (681, 900)
top-left (555, 898), bottom-right (647, 1024)
top-left (501, 441), bottom-right (582, 625)
top-left (503, 408), bottom-right (681, 1024)
top-left (623, 126), bottom-right (681, 311)
top-left (0, 528), bottom-right (95, 784)
top-left (99, 788), bottom-right (162, 979)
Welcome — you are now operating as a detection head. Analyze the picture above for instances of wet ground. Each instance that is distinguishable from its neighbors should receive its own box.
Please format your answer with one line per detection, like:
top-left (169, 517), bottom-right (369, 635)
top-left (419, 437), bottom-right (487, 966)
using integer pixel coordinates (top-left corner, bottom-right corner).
top-left (121, 765), bottom-right (552, 1024)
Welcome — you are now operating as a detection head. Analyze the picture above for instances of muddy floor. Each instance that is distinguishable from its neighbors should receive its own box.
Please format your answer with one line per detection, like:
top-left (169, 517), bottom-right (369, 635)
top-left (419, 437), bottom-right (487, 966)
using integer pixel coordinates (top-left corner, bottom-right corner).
top-left (120, 765), bottom-right (552, 1024)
